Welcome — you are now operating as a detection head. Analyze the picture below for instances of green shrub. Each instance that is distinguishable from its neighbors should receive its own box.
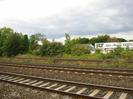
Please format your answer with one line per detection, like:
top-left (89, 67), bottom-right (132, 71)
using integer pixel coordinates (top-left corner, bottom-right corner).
top-left (71, 44), bottom-right (90, 56)
top-left (121, 50), bottom-right (133, 59)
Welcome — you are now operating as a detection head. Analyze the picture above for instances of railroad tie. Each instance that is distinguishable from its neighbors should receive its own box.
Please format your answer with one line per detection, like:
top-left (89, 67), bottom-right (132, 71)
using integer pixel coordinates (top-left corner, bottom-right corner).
top-left (90, 73), bottom-right (94, 75)
top-left (67, 71), bottom-right (70, 74)
top-left (82, 72), bottom-right (86, 75)
top-left (130, 76), bottom-right (133, 79)
top-left (103, 91), bottom-right (113, 99)
top-left (64, 86), bottom-right (76, 92)
top-left (31, 81), bottom-right (44, 86)
top-left (0, 75), bottom-right (6, 79)
top-left (13, 78), bottom-right (25, 82)
top-left (19, 79), bottom-right (31, 83)
top-left (55, 85), bottom-right (67, 90)
top-left (8, 77), bottom-right (21, 81)
top-left (46, 83), bottom-right (58, 89)
top-left (119, 93), bottom-right (127, 99)
top-left (6, 77), bottom-right (17, 81)
top-left (74, 72), bottom-right (78, 74)
top-left (60, 71), bottom-right (64, 73)
top-left (118, 75), bottom-right (123, 78)
top-left (109, 74), bottom-right (113, 77)
top-left (54, 70), bottom-right (58, 72)
top-left (89, 89), bottom-right (100, 96)
top-left (25, 80), bottom-right (38, 85)
top-left (3, 76), bottom-right (14, 80)
top-left (38, 82), bottom-right (50, 87)
top-left (99, 74), bottom-right (103, 76)
top-left (0, 75), bottom-right (10, 79)
top-left (76, 88), bottom-right (87, 94)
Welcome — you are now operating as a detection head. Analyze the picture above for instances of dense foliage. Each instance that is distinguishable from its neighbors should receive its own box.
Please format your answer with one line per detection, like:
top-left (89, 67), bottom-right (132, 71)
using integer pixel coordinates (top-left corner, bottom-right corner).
top-left (39, 39), bottom-right (64, 56)
top-left (101, 48), bottom-right (133, 59)
top-left (0, 27), bottom-right (133, 58)
top-left (0, 27), bottom-right (29, 56)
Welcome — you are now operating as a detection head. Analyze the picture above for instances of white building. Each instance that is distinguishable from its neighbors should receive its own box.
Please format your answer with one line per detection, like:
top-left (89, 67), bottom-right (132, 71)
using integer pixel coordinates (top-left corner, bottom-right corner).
top-left (95, 42), bottom-right (133, 53)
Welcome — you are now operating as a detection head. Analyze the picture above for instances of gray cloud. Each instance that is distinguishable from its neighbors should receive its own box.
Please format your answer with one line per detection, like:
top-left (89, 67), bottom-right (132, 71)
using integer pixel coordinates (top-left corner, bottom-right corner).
top-left (1, 0), bottom-right (133, 39)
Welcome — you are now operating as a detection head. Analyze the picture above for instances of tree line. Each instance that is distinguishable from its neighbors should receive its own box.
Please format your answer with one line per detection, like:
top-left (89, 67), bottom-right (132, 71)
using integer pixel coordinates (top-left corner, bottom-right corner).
top-left (0, 27), bottom-right (131, 57)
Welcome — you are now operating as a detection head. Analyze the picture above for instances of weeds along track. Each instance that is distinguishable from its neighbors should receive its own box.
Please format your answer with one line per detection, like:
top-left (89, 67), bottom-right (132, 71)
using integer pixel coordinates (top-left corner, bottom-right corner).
top-left (8, 57), bottom-right (133, 63)
top-left (0, 62), bottom-right (133, 77)
top-left (1, 57), bottom-right (106, 62)
top-left (0, 71), bottom-right (132, 99)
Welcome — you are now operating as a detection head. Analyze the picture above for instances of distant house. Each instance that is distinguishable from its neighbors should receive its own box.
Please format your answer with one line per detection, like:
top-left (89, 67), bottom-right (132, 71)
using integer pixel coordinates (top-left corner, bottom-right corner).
top-left (95, 42), bottom-right (133, 53)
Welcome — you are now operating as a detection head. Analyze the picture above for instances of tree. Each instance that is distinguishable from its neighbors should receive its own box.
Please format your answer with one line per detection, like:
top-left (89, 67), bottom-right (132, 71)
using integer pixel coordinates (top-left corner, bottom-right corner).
top-left (129, 40), bottom-right (133, 42)
top-left (0, 27), bottom-right (14, 56)
top-left (89, 35), bottom-right (127, 45)
top-left (29, 33), bottom-right (46, 53)
top-left (3, 33), bottom-right (20, 56)
top-left (49, 42), bottom-right (64, 56)
top-left (19, 34), bottom-right (29, 54)
top-left (23, 35), bottom-right (29, 53)
top-left (90, 35), bottom-right (110, 45)
top-left (64, 33), bottom-right (71, 54)
top-left (39, 39), bottom-right (64, 56)
top-left (39, 39), bottom-right (50, 56)
top-left (79, 38), bottom-right (90, 44)
top-left (0, 27), bottom-right (30, 56)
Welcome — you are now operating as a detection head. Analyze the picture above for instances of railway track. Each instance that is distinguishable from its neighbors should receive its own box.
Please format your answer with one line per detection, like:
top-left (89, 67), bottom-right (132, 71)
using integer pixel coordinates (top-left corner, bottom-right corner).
top-left (0, 71), bottom-right (132, 99)
top-left (0, 62), bottom-right (133, 77)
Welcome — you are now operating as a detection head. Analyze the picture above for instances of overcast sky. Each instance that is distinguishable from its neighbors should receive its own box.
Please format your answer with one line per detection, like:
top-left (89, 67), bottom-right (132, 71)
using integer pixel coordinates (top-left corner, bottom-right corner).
top-left (0, 0), bottom-right (133, 41)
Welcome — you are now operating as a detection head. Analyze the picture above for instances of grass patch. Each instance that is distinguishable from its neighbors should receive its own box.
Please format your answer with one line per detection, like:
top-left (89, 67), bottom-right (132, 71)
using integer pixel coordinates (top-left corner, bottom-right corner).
top-left (0, 54), bottom-right (133, 69)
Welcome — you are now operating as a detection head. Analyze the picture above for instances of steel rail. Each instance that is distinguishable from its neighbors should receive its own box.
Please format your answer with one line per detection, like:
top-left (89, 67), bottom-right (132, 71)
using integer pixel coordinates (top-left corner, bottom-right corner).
top-left (0, 62), bottom-right (133, 76)
top-left (0, 71), bottom-right (132, 99)
top-left (0, 62), bottom-right (133, 72)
